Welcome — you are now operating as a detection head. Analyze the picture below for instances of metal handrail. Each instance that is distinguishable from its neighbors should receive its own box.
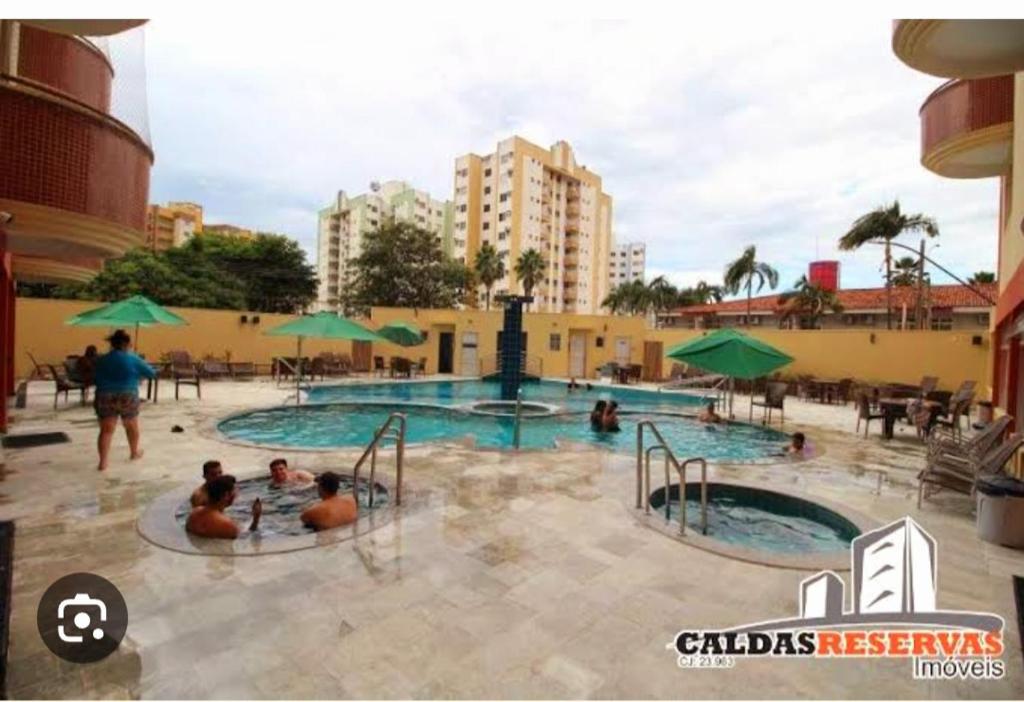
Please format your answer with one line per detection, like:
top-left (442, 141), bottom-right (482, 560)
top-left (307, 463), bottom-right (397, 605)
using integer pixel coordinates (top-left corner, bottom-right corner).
top-left (352, 413), bottom-right (406, 507)
top-left (636, 420), bottom-right (708, 535)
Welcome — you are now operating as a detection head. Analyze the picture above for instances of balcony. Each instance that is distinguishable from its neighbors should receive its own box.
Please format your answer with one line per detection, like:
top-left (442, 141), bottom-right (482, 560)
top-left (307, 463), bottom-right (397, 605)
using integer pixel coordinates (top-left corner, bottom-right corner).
top-left (0, 76), bottom-right (152, 262)
top-left (11, 254), bottom-right (102, 284)
top-left (17, 26), bottom-right (112, 112)
top-left (919, 75), bottom-right (1013, 178)
top-left (893, 20), bottom-right (1024, 78)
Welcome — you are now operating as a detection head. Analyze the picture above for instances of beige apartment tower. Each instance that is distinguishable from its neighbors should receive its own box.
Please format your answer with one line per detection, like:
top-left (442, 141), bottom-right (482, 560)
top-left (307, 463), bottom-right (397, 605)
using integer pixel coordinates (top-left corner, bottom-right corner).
top-left (453, 137), bottom-right (614, 314)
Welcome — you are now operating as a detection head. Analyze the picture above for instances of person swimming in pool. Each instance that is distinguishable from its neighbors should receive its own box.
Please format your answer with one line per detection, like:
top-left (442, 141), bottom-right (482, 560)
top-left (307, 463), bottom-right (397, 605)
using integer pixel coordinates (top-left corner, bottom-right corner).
top-left (268, 458), bottom-right (315, 486)
top-left (590, 400), bottom-right (607, 429)
top-left (698, 401), bottom-right (723, 424)
top-left (603, 400), bottom-right (621, 432)
top-left (567, 377), bottom-right (580, 392)
top-left (300, 471), bottom-right (358, 531)
top-left (186, 475), bottom-right (261, 539)
top-left (190, 459), bottom-right (223, 507)
top-left (785, 432), bottom-right (806, 455)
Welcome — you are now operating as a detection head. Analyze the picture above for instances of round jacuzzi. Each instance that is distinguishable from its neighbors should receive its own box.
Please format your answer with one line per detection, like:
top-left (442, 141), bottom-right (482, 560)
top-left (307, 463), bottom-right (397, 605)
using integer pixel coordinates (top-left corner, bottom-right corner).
top-left (464, 400), bottom-right (559, 417)
top-left (644, 482), bottom-right (869, 570)
top-left (138, 473), bottom-right (398, 555)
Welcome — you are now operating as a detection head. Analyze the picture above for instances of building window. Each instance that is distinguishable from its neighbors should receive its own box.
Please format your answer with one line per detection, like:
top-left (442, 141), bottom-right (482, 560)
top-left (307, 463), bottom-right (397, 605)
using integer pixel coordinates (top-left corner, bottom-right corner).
top-left (549, 333), bottom-right (561, 351)
top-left (484, 186), bottom-right (491, 195)
top-left (483, 222), bottom-right (490, 230)
top-left (500, 192), bottom-right (509, 202)
top-left (931, 316), bottom-right (954, 331)
top-left (484, 168), bottom-right (492, 177)
top-left (976, 313), bottom-right (990, 327)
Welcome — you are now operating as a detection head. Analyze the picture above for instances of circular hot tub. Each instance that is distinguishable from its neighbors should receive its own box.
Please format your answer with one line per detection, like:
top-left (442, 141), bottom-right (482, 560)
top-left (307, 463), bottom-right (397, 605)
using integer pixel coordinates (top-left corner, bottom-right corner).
top-left (642, 481), bottom-right (872, 570)
top-left (464, 400), bottom-right (559, 417)
top-left (138, 472), bottom-right (398, 556)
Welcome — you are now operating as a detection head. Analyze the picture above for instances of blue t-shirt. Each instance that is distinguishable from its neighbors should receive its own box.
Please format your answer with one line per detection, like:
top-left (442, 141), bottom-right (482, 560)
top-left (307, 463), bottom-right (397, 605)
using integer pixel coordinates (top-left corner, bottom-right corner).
top-left (94, 349), bottom-right (157, 395)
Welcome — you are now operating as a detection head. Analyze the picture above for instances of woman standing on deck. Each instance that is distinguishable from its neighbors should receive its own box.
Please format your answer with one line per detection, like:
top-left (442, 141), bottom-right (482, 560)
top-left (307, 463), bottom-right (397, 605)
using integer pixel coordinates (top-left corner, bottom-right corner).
top-left (93, 329), bottom-right (156, 471)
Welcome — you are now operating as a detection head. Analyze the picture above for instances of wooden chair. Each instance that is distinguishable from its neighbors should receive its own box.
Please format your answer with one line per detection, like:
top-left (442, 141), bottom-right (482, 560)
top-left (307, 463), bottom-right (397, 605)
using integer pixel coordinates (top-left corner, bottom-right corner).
top-left (627, 364), bottom-right (643, 385)
top-left (168, 351), bottom-right (201, 400)
top-left (373, 356), bottom-right (386, 378)
top-left (855, 393), bottom-right (885, 437)
top-left (412, 357), bottom-right (427, 377)
top-left (750, 381), bottom-right (787, 425)
top-left (919, 376), bottom-right (940, 397)
top-left (47, 364), bottom-right (86, 409)
top-left (201, 359), bottom-right (232, 381)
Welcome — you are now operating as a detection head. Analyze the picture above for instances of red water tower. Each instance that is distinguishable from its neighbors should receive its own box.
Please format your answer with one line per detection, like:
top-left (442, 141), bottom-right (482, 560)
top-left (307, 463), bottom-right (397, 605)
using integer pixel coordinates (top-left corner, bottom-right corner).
top-left (808, 261), bottom-right (840, 292)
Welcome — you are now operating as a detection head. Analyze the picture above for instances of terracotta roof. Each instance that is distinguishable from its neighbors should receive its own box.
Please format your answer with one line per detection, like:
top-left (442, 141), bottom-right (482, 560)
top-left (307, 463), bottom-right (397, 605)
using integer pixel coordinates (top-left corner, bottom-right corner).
top-left (671, 283), bottom-right (997, 316)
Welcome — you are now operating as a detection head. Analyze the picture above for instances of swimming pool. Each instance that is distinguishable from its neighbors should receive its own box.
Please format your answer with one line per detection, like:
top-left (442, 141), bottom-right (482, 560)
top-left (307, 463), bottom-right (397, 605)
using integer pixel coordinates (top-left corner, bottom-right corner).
top-left (218, 380), bottom-right (790, 459)
top-left (649, 483), bottom-right (859, 554)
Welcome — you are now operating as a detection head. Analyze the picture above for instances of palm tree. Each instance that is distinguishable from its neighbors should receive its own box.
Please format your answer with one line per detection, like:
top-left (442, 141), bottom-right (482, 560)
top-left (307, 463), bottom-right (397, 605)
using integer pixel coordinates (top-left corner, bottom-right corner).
top-left (692, 280), bottom-right (725, 304)
top-left (723, 245), bottom-right (779, 326)
top-left (602, 279), bottom-right (650, 316)
top-left (646, 276), bottom-right (679, 320)
top-left (513, 248), bottom-right (545, 307)
top-left (473, 242), bottom-right (505, 310)
top-left (969, 271), bottom-right (995, 284)
top-left (838, 200), bottom-right (938, 329)
top-left (890, 256), bottom-right (920, 286)
top-left (778, 275), bottom-right (844, 329)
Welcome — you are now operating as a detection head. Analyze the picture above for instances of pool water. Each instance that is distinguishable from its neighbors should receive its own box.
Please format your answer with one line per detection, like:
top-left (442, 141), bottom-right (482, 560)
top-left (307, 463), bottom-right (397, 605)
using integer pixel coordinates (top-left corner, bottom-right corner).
top-left (650, 483), bottom-right (858, 553)
top-left (219, 380), bottom-right (789, 459)
top-left (174, 475), bottom-right (388, 537)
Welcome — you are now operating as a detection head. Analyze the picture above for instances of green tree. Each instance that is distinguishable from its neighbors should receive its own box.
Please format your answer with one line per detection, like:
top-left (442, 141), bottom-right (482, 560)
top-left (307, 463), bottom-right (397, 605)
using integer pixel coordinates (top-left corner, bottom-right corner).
top-left (602, 279), bottom-right (650, 315)
top-left (691, 280), bottom-right (725, 304)
top-left (723, 245), bottom-right (779, 327)
top-left (646, 276), bottom-right (679, 319)
top-left (778, 275), bottom-right (844, 329)
top-left (344, 221), bottom-right (473, 313)
top-left (838, 200), bottom-right (938, 329)
top-left (514, 248), bottom-right (545, 304)
top-left (473, 242), bottom-right (505, 310)
top-left (969, 271), bottom-right (996, 284)
top-left (890, 256), bottom-right (921, 286)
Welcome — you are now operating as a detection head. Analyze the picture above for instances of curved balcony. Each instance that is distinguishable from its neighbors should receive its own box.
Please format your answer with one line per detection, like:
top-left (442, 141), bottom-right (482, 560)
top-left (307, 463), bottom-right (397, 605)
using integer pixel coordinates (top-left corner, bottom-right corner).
top-left (919, 75), bottom-right (1013, 178)
top-left (893, 19), bottom-right (1024, 78)
top-left (17, 25), bottom-right (113, 112)
top-left (0, 77), bottom-right (153, 261)
top-left (17, 20), bottom-right (147, 37)
top-left (12, 255), bottom-right (103, 285)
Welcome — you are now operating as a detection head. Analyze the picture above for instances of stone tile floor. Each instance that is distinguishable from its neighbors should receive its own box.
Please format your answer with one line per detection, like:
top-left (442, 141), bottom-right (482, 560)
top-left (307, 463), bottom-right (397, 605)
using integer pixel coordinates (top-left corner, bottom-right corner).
top-left (0, 378), bottom-right (1021, 699)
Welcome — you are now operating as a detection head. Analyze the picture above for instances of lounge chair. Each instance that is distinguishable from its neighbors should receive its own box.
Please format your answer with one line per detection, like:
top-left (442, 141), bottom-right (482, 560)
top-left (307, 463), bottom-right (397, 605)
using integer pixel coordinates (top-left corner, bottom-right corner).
top-left (201, 359), bottom-right (232, 381)
top-left (918, 432), bottom-right (1024, 508)
top-left (855, 393), bottom-right (885, 437)
top-left (927, 414), bottom-right (1012, 467)
top-left (169, 351), bottom-right (201, 400)
top-left (750, 381), bottom-right (787, 425)
top-left (47, 364), bottom-right (86, 409)
top-left (230, 361), bottom-right (256, 380)
top-left (27, 352), bottom-right (53, 381)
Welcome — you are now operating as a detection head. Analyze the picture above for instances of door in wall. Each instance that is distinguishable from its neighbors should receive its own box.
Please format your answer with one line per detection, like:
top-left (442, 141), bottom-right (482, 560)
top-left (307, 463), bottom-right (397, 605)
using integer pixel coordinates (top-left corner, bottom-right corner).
top-left (351, 340), bottom-right (371, 372)
top-left (460, 331), bottom-right (479, 376)
top-left (615, 337), bottom-right (631, 366)
top-left (438, 332), bottom-right (454, 374)
top-left (569, 331), bottom-right (586, 378)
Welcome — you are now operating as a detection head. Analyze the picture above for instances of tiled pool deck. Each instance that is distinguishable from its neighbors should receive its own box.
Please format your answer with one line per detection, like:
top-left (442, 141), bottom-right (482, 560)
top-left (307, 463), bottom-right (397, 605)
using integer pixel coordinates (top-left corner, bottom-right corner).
top-left (1, 378), bottom-right (1022, 699)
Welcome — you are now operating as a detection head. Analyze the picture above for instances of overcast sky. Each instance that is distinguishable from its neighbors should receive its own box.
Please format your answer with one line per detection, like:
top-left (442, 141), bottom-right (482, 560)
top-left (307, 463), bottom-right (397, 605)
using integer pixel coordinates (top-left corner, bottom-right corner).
top-left (141, 12), bottom-right (999, 295)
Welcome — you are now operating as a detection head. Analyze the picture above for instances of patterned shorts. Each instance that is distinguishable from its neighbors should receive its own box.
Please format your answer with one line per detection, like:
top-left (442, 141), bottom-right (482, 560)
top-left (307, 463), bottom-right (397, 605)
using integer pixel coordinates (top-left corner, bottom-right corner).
top-left (94, 392), bottom-right (141, 420)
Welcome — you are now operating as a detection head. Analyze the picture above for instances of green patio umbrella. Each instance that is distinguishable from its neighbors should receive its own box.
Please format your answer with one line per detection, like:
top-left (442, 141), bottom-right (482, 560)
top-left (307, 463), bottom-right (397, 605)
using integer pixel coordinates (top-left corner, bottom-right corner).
top-left (376, 321), bottom-right (424, 347)
top-left (65, 294), bottom-right (187, 353)
top-left (666, 328), bottom-right (793, 418)
top-left (265, 312), bottom-right (384, 404)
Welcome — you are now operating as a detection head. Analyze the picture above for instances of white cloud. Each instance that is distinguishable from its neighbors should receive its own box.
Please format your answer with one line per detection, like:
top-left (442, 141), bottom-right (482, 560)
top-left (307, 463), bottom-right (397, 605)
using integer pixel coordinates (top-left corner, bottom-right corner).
top-left (139, 9), bottom-right (1000, 290)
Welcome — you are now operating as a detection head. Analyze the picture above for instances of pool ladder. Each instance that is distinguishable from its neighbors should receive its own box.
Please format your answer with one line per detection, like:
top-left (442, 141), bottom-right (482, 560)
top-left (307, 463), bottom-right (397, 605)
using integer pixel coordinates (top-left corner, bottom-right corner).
top-left (351, 412), bottom-right (406, 508)
top-left (636, 420), bottom-right (709, 536)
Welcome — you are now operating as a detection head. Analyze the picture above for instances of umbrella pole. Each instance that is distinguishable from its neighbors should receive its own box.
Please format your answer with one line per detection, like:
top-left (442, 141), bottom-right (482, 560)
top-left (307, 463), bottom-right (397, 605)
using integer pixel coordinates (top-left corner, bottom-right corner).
top-left (135, 321), bottom-right (141, 356)
top-left (729, 377), bottom-right (735, 420)
top-left (296, 336), bottom-right (303, 406)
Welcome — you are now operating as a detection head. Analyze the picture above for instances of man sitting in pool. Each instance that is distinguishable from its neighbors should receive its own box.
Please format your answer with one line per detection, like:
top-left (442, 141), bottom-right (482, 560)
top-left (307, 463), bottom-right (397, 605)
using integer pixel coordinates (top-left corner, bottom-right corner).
top-left (698, 401), bottom-right (723, 424)
top-left (269, 458), bottom-right (315, 486)
top-left (190, 460), bottom-right (223, 507)
top-left (186, 475), bottom-right (261, 539)
top-left (300, 471), bottom-right (358, 531)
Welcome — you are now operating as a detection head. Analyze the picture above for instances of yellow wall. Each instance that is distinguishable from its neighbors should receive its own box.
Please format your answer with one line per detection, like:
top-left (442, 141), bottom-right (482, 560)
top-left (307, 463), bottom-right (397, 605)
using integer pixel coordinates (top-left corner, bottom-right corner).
top-left (998, 73), bottom-right (1024, 290)
top-left (14, 298), bottom-right (990, 393)
top-left (646, 328), bottom-right (991, 393)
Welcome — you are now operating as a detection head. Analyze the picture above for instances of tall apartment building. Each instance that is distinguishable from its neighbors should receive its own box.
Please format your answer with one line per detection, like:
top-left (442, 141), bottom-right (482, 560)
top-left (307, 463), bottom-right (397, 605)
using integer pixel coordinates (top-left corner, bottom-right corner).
top-left (609, 242), bottom-right (645, 289)
top-left (453, 137), bottom-right (614, 314)
top-left (145, 201), bottom-right (202, 251)
top-left (204, 223), bottom-right (255, 240)
top-left (315, 180), bottom-right (454, 311)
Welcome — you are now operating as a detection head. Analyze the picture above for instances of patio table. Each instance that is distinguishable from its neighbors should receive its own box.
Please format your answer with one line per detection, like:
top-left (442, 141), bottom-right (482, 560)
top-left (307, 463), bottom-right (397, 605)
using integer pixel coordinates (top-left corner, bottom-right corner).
top-left (811, 378), bottom-right (843, 404)
top-left (143, 362), bottom-right (171, 403)
top-left (879, 398), bottom-right (944, 439)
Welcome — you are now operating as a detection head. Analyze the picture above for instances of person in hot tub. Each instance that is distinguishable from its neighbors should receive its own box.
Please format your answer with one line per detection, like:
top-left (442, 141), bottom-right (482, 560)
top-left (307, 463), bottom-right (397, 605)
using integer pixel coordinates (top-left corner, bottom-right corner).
top-left (190, 459), bottom-right (223, 507)
top-left (301, 471), bottom-right (358, 531)
top-left (268, 458), bottom-right (315, 487)
top-left (186, 474), bottom-right (262, 539)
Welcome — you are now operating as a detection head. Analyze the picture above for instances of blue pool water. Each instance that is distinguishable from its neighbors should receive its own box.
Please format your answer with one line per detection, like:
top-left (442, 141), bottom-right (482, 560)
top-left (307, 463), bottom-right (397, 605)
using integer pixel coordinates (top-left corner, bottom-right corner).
top-left (219, 380), bottom-right (790, 459)
top-left (651, 483), bottom-right (858, 554)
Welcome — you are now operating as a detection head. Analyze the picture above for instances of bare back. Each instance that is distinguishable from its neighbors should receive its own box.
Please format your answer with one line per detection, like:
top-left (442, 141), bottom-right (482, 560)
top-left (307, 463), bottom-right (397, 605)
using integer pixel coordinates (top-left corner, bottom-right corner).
top-left (301, 495), bottom-right (358, 531)
top-left (186, 507), bottom-right (240, 539)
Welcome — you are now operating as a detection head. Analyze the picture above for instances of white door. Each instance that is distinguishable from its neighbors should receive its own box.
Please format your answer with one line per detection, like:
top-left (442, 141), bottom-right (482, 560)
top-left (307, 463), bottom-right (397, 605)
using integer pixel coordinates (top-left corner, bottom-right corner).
top-left (569, 331), bottom-right (586, 378)
top-left (615, 337), bottom-right (631, 366)
top-left (460, 332), bottom-right (479, 376)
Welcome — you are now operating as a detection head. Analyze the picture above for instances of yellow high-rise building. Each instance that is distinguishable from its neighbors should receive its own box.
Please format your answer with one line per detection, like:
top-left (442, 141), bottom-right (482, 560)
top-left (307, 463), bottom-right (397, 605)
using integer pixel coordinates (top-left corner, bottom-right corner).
top-left (453, 137), bottom-right (614, 314)
top-left (145, 201), bottom-right (202, 251)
